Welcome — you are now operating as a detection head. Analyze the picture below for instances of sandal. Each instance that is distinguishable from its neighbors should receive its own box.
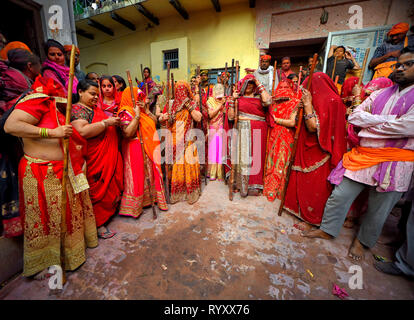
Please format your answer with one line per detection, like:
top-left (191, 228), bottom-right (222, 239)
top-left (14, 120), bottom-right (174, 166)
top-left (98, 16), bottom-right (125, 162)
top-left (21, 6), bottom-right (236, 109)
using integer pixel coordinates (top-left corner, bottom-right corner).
top-left (98, 229), bottom-right (116, 239)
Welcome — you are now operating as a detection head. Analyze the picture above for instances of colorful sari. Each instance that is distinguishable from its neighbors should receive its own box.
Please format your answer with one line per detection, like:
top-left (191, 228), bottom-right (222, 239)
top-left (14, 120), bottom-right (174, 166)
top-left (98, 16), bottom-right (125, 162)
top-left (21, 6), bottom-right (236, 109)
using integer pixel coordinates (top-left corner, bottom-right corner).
top-left (71, 103), bottom-right (123, 227)
top-left (165, 81), bottom-right (201, 204)
top-left (117, 87), bottom-right (168, 218)
top-left (207, 96), bottom-right (224, 180)
top-left (14, 85), bottom-right (97, 276)
top-left (263, 80), bottom-right (301, 201)
top-left (42, 59), bottom-right (78, 95)
top-left (283, 72), bottom-right (347, 226)
top-left (232, 75), bottom-right (268, 196)
top-left (98, 82), bottom-right (121, 117)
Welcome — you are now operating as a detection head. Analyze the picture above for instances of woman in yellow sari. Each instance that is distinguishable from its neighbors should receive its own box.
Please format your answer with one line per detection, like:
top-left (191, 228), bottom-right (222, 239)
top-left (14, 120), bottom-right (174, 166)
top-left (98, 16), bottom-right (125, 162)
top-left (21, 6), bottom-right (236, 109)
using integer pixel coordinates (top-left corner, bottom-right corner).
top-left (117, 87), bottom-right (168, 218)
top-left (161, 81), bottom-right (202, 204)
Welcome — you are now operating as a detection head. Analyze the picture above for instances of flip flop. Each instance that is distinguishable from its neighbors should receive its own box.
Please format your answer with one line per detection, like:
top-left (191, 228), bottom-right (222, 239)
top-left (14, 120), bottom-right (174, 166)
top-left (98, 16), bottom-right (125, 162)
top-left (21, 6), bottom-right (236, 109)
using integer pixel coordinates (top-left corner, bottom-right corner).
top-left (98, 229), bottom-right (116, 239)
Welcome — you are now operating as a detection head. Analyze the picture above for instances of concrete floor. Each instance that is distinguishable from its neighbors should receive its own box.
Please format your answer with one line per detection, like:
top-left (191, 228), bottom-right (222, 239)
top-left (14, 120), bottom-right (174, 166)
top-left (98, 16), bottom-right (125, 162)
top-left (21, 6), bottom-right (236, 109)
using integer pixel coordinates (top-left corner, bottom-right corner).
top-left (1, 180), bottom-right (413, 300)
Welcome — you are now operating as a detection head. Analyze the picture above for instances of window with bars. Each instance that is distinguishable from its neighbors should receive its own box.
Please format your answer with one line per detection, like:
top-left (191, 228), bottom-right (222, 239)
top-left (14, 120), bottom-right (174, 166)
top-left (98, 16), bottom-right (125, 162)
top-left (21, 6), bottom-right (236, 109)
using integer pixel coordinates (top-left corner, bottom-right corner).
top-left (163, 49), bottom-right (179, 69)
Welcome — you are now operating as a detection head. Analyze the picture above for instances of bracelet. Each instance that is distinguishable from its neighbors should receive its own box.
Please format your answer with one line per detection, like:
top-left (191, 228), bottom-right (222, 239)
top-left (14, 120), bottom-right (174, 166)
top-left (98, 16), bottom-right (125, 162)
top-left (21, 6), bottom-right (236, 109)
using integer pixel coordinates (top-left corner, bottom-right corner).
top-left (39, 127), bottom-right (49, 138)
top-left (304, 112), bottom-right (316, 120)
top-left (101, 120), bottom-right (107, 128)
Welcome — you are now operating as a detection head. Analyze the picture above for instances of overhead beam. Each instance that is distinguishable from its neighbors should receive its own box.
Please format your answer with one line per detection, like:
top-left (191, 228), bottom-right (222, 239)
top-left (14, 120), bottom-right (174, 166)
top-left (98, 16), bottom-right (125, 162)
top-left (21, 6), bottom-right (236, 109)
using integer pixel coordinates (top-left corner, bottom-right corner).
top-left (211, 0), bottom-right (221, 12)
top-left (111, 12), bottom-right (136, 31)
top-left (76, 28), bottom-right (94, 40)
top-left (169, 0), bottom-right (189, 20)
top-left (249, 0), bottom-right (256, 8)
top-left (87, 19), bottom-right (114, 36)
top-left (135, 4), bottom-right (160, 26)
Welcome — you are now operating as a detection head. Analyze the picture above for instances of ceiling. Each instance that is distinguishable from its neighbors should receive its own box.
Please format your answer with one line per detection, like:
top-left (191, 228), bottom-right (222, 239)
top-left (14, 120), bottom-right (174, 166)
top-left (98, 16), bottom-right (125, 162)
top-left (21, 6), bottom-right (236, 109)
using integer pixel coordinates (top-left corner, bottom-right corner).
top-left (76, 0), bottom-right (250, 44)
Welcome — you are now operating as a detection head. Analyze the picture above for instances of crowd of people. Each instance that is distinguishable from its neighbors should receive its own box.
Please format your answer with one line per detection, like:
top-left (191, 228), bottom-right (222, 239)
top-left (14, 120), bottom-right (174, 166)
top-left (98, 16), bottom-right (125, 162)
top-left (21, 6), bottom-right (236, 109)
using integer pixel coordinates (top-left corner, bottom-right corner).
top-left (0, 21), bottom-right (413, 281)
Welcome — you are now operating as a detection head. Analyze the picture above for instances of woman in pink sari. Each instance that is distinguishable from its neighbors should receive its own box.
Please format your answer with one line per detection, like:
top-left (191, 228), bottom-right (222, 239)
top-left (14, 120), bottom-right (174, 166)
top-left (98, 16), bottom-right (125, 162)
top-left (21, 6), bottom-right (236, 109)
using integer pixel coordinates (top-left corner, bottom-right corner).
top-left (228, 74), bottom-right (271, 197)
top-left (98, 75), bottom-right (121, 117)
top-left (41, 39), bottom-right (78, 94)
top-left (207, 84), bottom-right (226, 181)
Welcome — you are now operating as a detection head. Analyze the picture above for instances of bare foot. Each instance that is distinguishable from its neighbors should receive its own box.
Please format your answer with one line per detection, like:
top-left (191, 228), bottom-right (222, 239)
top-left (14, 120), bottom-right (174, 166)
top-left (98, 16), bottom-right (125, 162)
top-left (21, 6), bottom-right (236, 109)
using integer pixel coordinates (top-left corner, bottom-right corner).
top-left (349, 238), bottom-right (365, 261)
top-left (343, 217), bottom-right (354, 229)
top-left (33, 268), bottom-right (51, 280)
top-left (302, 229), bottom-right (333, 239)
top-left (294, 222), bottom-right (313, 232)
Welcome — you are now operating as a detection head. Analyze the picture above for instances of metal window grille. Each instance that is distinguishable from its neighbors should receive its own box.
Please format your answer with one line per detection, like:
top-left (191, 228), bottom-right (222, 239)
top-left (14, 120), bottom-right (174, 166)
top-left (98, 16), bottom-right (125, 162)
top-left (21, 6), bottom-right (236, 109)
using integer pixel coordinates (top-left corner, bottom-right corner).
top-left (163, 49), bottom-right (179, 69)
top-left (206, 67), bottom-right (237, 84)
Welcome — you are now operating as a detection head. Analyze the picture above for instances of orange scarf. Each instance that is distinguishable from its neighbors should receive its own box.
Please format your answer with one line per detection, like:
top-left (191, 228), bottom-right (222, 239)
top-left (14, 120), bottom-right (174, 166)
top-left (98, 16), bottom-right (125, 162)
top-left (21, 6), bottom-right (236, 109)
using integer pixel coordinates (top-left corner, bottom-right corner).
top-left (343, 146), bottom-right (414, 171)
top-left (118, 87), bottom-right (161, 172)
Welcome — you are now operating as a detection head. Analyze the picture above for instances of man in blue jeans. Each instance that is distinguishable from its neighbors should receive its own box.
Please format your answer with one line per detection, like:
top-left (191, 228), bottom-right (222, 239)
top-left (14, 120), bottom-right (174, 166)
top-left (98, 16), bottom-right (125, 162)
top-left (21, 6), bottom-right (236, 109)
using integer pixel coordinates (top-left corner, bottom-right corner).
top-left (303, 48), bottom-right (414, 261)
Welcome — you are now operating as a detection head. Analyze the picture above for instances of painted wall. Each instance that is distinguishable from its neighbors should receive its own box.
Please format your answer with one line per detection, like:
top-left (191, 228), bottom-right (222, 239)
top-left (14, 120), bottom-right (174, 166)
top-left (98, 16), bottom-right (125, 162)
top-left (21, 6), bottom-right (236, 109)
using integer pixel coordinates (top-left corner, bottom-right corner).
top-left (77, 4), bottom-right (259, 82)
top-left (256, 0), bottom-right (414, 48)
top-left (35, 0), bottom-right (77, 45)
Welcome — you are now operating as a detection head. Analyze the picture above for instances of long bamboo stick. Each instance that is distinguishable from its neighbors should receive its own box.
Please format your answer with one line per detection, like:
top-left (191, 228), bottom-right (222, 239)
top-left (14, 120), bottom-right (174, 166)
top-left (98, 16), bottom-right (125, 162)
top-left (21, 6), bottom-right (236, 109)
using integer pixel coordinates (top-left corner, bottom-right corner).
top-left (60, 44), bottom-right (76, 285)
top-left (228, 60), bottom-right (240, 201)
top-left (358, 48), bottom-right (370, 86)
top-left (163, 62), bottom-right (171, 204)
top-left (277, 53), bottom-right (318, 217)
top-left (331, 56), bottom-right (338, 80)
top-left (126, 71), bottom-right (157, 219)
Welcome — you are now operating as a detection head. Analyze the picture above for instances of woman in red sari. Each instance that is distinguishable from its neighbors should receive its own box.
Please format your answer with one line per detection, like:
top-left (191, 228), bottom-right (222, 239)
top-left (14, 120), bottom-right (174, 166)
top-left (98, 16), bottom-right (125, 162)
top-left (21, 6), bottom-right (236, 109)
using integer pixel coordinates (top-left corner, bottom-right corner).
top-left (283, 72), bottom-right (347, 230)
top-left (229, 74), bottom-right (271, 197)
top-left (263, 80), bottom-right (301, 201)
top-left (117, 86), bottom-right (168, 218)
top-left (4, 75), bottom-right (98, 277)
top-left (71, 80), bottom-right (123, 239)
top-left (98, 75), bottom-right (121, 117)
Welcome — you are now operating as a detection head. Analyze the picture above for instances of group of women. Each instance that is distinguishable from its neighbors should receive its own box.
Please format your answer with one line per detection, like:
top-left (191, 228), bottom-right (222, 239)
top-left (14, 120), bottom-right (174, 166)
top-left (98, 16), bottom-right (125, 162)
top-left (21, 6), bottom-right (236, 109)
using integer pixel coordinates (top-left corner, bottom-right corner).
top-left (1, 36), bottom-right (396, 278)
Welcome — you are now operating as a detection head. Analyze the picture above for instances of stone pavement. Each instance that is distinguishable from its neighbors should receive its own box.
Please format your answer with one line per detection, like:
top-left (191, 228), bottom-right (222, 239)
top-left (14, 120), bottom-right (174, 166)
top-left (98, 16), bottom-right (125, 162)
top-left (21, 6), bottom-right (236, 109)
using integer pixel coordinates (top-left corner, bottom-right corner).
top-left (1, 181), bottom-right (413, 300)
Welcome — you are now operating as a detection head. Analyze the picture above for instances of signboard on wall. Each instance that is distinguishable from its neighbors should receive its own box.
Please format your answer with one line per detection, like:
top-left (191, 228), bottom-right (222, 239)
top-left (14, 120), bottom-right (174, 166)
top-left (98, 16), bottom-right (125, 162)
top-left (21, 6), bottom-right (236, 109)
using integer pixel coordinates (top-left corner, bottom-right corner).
top-left (323, 25), bottom-right (393, 84)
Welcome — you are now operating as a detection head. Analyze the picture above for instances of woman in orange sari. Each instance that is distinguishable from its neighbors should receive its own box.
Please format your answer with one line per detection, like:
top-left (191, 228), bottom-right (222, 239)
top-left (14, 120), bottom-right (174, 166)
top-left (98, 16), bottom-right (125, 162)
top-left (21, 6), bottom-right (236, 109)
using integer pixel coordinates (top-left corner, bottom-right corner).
top-left (161, 81), bottom-right (202, 204)
top-left (263, 80), bottom-right (301, 201)
top-left (117, 87), bottom-right (168, 218)
top-left (71, 80), bottom-right (123, 239)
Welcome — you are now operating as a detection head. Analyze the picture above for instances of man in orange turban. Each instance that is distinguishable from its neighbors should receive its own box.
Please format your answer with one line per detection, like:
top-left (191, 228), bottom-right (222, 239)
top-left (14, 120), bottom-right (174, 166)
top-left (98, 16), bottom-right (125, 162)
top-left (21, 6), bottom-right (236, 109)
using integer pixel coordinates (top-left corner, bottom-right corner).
top-left (369, 22), bottom-right (412, 79)
top-left (253, 54), bottom-right (276, 94)
top-left (63, 44), bottom-right (86, 81)
top-left (0, 41), bottom-right (31, 60)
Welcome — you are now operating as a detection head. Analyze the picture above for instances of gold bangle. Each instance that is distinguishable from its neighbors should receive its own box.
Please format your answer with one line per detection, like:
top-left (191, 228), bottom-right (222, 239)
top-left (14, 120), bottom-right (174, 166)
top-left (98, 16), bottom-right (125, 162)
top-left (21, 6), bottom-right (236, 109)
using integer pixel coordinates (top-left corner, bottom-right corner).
top-left (39, 128), bottom-right (42, 138)
top-left (101, 120), bottom-right (106, 128)
top-left (45, 128), bottom-right (49, 138)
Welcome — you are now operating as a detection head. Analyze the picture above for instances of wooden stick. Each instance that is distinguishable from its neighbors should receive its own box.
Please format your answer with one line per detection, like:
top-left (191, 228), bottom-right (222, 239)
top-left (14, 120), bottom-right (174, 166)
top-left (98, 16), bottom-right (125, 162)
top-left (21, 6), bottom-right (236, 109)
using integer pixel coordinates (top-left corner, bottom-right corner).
top-left (171, 73), bottom-right (175, 99)
top-left (163, 62), bottom-right (171, 204)
top-left (126, 70), bottom-right (157, 219)
top-left (297, 66), bottom-right (303, 93)
top-left (277, 53), bottom-right (318, 217)
top-left (272, 60), bottom-right (278, 95)
top-left (230, 59), bottom-right (235, 95)
top-left (229, 60), bottom-right (240, 201)
top-left (331, 56), bottom-right (338, 80)
top-left (358, 48), bottom-right (370, 86)
top-left (334, 75), bottom-right (339, 87)
top-left (60, 44), bottom-right (76, 285)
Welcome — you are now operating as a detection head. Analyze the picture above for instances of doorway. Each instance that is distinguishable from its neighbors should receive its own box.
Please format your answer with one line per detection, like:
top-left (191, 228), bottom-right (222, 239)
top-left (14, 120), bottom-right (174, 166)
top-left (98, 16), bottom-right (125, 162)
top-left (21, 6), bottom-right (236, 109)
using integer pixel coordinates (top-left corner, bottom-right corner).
top-left (268, 37), bottom-right (326, 76)
top-left (1, 0), bottom-right (45, 60)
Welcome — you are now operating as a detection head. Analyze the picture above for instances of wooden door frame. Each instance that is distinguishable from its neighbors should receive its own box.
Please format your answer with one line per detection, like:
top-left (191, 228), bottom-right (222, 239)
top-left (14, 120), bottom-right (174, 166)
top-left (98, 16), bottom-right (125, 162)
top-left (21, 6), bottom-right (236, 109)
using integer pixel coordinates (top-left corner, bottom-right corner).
top-left (7, 0), bottom-right (45, 61)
